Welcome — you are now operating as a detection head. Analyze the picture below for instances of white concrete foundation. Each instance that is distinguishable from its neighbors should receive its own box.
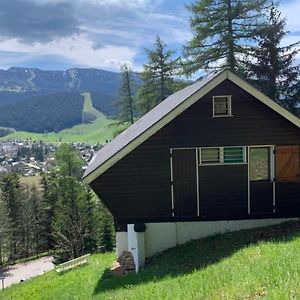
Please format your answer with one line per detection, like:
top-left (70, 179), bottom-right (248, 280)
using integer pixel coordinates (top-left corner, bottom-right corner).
top-left (116, 218), bottom-right (298, 272)
top-left (116, 232), bottom-right (128, 258)
top-left (127, 224), bottom-right (145, 272)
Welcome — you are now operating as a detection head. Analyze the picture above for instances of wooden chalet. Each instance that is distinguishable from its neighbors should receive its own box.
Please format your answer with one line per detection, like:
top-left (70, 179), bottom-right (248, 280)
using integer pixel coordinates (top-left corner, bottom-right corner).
top-left (83, 69), bottom-right (300, 271)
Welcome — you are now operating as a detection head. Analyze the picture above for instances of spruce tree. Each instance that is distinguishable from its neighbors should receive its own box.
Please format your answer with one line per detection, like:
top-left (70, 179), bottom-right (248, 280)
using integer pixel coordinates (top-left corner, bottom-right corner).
top-left (0, 173), bottom-right (22, 261)
top-left (99, 207), bottom-right (114, 252)
top-left (245, 4), bottom-right (300, 111)
top-left (137, 36), bottom-right (178, 115)
top-left (183, 0), bottom-right (270, 74)
top-left (115, 64), bottom-right (135, 124)
top-left (0, 195), bottom-right (12, 266)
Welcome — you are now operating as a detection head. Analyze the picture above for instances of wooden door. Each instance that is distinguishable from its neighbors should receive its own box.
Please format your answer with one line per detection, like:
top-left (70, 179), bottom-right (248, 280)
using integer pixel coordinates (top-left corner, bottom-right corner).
top-left (171, 149), bottom-right (198, 217)
top-left (275, 145), bottom-right (300, 182)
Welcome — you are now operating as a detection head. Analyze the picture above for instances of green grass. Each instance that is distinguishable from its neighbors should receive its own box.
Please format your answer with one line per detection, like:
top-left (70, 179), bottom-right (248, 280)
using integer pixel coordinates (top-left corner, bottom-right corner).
top-left (0, 92), bottom-right (117, 144)
top-left (82, 92), bottom-right (102, 118)
top-left (0, 116), bottom-right (115, 144)
top-left (2, 221), bottom-right (300, 299)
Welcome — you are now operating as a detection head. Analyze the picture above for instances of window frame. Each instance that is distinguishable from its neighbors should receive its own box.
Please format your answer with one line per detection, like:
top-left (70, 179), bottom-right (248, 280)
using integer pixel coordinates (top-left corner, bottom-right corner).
top-left (249, 146), bottom-right (271, 182)
top-left (212, 95), bottom-right (233, 117)
top-left (199, 146), bottom-right (246, 166)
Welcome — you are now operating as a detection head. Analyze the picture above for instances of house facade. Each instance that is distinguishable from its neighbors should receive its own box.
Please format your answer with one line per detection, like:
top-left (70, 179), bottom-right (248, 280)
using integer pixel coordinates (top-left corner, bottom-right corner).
top-left (83, 70), bottom-right (300, 271)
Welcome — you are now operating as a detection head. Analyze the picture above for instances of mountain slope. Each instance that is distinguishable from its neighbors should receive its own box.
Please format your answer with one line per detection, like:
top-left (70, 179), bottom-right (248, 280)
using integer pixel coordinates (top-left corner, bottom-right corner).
top-left (0, 67), bottom-right (141, 133)
top-left (0, 92), bottom-right (84, 132)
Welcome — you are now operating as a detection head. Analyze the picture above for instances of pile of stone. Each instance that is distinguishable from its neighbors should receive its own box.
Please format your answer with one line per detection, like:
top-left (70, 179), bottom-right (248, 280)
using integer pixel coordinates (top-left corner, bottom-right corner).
top-left (110, 251), bottom-right (135, 276)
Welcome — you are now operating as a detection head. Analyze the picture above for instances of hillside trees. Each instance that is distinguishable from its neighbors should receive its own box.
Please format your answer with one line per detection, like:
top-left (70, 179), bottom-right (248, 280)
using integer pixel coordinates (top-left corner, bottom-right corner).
top-left (244, 4), bottom-right (300, 112)
top-left (49, 144), bottom-right (114, 263)
top-left (0, 92), bottom-right (84, 133)
top-left (137, 36), bottom-right (179, 115)
top-left (182, 0), bottom-right (271, 74)
top-left (0, 174), bottom-right (47, 262)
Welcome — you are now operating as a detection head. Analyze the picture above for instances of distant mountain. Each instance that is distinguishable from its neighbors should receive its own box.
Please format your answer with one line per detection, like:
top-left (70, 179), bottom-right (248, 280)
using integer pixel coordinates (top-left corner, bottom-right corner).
top-left (0, 67), bottom-right (141, 93)
top-left (0, 67), bottom-right (141, 133)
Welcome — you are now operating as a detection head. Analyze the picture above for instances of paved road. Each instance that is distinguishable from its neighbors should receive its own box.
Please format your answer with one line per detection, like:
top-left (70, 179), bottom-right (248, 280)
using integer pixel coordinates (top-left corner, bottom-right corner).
top-left (0, 256), bottom-right (54, 289)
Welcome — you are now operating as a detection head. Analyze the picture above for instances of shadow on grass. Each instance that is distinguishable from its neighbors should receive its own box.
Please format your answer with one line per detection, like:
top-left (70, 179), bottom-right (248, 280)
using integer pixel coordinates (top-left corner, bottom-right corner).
top-left (93, 220), bottom-right (300, 296)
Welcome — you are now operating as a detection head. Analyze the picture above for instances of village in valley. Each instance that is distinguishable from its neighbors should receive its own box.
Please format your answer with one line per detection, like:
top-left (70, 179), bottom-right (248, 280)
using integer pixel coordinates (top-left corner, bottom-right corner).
top-left (0, 140), bottom-right (99, 178)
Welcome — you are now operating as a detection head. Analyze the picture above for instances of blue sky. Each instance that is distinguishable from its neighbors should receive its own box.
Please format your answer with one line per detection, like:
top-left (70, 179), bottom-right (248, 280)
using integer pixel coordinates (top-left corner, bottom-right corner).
top-left (0, 0), bottom-right (298, 72)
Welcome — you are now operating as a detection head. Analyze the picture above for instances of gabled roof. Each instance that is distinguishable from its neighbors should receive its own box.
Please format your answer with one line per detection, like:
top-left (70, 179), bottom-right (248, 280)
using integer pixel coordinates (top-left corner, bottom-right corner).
top-left (82, 69), bottom-right (300, 184)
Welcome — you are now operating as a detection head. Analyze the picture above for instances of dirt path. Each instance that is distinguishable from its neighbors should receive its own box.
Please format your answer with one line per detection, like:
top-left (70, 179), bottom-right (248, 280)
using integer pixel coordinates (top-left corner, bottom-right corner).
top-left (0, 256), bottom-right (54, 289)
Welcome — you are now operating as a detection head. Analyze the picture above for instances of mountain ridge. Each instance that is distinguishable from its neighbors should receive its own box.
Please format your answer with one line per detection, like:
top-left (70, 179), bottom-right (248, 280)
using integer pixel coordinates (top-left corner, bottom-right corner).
top-left (0, 67), bottom-right (141, 134)
top-left (0, 67), bottom-right (140, 93)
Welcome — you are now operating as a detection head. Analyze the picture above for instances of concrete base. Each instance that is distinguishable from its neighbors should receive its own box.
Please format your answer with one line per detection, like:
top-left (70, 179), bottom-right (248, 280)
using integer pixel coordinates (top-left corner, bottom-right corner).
top-left (116, 218), bottom-right (298, 272)
top-left (116, 232), bottom-right (128, 258)
top-left (127, 224), bottom-right (145, 272)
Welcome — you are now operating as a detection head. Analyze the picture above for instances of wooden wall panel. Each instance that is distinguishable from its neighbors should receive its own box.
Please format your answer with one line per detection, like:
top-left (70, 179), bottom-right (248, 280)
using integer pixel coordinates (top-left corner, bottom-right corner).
top-left (199, 165), bottom-right (248, 219)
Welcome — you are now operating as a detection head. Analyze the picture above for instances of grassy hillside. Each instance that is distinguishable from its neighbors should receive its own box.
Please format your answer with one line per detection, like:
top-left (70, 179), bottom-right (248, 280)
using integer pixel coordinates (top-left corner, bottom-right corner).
top-left (82, 92), bottom-right (102, 118)
top-left (0, 92), bottom-right (118, 144)
top-left (1, 221), bottom-right (300, 300)
top-left (0, 115), bottom-right (116, 144)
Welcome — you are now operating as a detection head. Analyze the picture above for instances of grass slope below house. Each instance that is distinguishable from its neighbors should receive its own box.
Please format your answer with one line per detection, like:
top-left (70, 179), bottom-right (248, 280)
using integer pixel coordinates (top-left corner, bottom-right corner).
top-left (2, 221), bottom-right (300, 300)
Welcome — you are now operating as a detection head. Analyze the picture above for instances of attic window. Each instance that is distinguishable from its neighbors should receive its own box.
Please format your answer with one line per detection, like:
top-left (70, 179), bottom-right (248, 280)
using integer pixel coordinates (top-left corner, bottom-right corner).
top-left (213, 96), bottom-right (232, 117)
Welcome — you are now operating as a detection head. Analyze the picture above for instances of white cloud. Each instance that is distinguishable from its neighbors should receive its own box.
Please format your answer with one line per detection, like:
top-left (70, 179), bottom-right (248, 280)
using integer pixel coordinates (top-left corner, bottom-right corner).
top-left (0, 0), bottom-right (189, 70)
top-left (0, 35), bottom-right (140, 70)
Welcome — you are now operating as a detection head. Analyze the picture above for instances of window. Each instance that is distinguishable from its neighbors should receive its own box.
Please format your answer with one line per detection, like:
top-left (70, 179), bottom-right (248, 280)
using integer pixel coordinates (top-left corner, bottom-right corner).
top-left (224, 147), bottom-right (244, 164)
top-left (200, 148), bottom-right (220, 164)
top-left (249, 147), bottom-right (270, 181)
top-left (213, 96), bottom-right (232, 117)
top-left (200, 147), bottom-right (245, 165)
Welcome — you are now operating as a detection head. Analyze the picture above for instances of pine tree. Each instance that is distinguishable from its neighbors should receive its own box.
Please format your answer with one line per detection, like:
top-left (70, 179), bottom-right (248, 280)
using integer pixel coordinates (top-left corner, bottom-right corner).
top-left (99, 207), bottom-right (114, 252)
top-left (137, 36), bottom-right (178, 115)
top-left (82, 187), bottom-right (99, 253)
top-left (0, 194), bottom-right (12, 266)
top-left (245, 4), bottom-right (300, 111)
top-left (55, 144), bottom-right (84, 179)
top-left (41, 173), bottom-right (58, 249)
top-left (0, 173), bottom-right (22, 261)
top-left (183, 0), bottom-right (270, 74)
top-left (20, 185), bottom-right (46, 256)
top-left (115, 64), bottom-right (135, 124)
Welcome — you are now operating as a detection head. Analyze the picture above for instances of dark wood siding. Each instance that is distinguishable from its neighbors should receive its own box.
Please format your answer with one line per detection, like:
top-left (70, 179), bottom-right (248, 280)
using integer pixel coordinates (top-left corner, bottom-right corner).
top-left (199, 165), bottom-right (248, 219)
top-left (172, 149), bottom-right (198, 216)
top-left (91, 79), bottom-right (300, 223)
top-left (250, 182), bottom-right (273, 214)
top-left (276, 183), bottom-right (300, 216)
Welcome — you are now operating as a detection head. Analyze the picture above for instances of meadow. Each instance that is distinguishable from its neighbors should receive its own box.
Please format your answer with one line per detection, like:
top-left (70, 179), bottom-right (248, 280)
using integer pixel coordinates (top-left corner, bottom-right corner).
top-left (1, 221), bottom-right (300, 300)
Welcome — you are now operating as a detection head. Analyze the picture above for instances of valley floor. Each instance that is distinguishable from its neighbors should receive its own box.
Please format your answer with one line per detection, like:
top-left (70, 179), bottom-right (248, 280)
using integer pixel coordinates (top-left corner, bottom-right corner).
top-left (1, 221), bottom-right (300, 299)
